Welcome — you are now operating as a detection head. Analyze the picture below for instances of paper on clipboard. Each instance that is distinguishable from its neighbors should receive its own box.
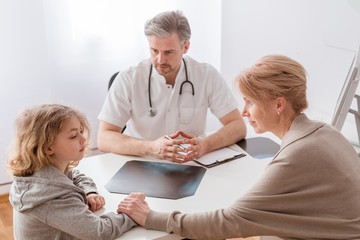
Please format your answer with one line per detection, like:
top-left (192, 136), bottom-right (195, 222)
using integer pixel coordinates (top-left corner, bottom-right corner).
top-left (194, 147), bottom-right (246, 168)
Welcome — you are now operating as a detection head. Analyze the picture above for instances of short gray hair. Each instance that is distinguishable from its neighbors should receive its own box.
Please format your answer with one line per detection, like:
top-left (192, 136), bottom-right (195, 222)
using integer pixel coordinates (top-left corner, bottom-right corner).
top-left (144, 10), bottom-right (191, 44)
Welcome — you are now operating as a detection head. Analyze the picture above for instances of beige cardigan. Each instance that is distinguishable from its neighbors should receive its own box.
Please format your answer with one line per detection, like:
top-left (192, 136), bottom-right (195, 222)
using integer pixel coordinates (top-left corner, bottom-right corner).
top-left (145, 114), bottom-right (360, 239)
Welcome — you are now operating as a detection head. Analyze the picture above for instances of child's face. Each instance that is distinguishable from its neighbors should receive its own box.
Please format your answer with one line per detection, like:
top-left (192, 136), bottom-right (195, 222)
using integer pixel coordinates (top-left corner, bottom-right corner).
top-left (47, 117), bottom-right (87, 170)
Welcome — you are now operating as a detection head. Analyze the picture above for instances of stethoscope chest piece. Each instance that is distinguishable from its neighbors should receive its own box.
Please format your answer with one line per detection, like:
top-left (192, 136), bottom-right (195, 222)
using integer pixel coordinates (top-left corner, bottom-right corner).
top-left (148, 107), bottom-right (157, 117)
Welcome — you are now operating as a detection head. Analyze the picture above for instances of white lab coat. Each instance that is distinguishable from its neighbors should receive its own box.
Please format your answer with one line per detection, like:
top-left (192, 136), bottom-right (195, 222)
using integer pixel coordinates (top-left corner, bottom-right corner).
top-left (98, 56), bottom-right (238, 140)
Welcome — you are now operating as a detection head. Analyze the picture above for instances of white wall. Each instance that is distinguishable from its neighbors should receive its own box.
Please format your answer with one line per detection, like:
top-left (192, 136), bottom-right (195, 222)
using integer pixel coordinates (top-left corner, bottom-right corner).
top-left (0, 0), bottom-right (221, 194)
top-left (221, 0), bottom-right (360, 144)
top-left (0, 0), bottom-right (51, 193)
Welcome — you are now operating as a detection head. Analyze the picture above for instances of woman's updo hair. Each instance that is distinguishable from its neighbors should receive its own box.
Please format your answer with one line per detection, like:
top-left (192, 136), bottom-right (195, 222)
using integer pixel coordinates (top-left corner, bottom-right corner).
top-left (236, 55), bottom-right (308, 114)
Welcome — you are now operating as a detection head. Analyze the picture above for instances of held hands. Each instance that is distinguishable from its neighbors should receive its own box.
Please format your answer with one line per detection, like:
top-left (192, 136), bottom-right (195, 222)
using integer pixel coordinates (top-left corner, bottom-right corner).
top-left (153, 131), bottom-right (207, 162)
top-left (147, 130), bottom-right (207, 162)
top-left (117, 192), bottom-right (149, 227)
top-left (86, 193), bottom-right (105, 212)
top-left (178, 131), bottom-right (207, 160)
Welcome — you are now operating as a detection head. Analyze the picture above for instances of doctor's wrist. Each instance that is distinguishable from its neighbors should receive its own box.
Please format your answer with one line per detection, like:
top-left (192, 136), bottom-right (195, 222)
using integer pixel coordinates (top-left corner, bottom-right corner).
top-left (144, 140), bottom-right (159, 157)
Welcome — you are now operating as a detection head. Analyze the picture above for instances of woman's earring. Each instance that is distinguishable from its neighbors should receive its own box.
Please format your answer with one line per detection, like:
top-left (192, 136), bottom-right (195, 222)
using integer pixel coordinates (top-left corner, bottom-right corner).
top-left (277, 111), bottom-right (280, 115)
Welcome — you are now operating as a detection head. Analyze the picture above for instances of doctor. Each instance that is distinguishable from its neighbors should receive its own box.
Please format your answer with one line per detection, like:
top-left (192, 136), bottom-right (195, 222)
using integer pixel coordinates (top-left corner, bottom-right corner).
top-left (97, 10), bottom-right (246, 162)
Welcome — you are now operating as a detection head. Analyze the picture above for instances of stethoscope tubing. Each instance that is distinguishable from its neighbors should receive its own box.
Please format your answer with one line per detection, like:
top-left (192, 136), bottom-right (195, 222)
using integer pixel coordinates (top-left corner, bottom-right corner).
top-left (148, 58), bottom-right (194, 117)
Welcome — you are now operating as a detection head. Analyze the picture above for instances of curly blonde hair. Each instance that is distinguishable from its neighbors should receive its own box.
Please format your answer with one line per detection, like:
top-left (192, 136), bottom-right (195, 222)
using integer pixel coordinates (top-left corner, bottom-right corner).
top-left (8, 104), bottom-right (90, 177)
top-left (236, 55), bottom-right (308, 114)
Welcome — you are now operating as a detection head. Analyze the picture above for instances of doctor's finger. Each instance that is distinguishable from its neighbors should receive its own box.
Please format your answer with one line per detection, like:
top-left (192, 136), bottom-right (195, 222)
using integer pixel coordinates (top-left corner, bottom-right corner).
top-left (178, 131), bottom-right (195, 139)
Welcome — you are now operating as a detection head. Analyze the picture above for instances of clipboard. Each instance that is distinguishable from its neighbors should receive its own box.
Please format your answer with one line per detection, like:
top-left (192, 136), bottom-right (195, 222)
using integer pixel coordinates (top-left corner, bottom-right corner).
top-left (194, 147), bottom-right (246, 168)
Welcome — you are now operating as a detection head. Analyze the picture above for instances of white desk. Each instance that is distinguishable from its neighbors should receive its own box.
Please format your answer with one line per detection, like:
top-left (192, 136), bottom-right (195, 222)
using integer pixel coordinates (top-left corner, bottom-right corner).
top-left (77, 146), bottom-right (273, 240)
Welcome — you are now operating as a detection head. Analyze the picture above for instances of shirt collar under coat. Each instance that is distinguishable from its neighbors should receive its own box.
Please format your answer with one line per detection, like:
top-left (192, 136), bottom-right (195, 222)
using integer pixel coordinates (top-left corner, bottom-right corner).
top-left (149, 57), bottom-right (187, 88)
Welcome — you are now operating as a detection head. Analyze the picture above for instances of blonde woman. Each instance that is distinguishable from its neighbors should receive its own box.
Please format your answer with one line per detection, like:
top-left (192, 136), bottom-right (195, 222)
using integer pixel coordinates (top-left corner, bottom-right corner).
top-left (118, 55), bottom-right (360, 239)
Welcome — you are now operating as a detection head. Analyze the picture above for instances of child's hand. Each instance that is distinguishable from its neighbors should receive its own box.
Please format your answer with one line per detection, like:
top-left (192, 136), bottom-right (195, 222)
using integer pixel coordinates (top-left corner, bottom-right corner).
top-left (86, 193), bottom-right (105, 212)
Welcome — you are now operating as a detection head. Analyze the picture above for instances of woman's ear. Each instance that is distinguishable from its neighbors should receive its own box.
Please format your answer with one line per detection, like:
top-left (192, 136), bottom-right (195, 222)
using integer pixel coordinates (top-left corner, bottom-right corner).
top-left (275, 97), bottom-right (286, 114)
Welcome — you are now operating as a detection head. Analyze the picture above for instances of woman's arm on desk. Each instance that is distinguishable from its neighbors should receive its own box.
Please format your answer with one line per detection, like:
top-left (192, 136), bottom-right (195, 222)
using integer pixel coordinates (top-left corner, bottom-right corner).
top-left (118, 190), bottom-right (264, 239)
top-left (118, 195), bottom-right (257, 239)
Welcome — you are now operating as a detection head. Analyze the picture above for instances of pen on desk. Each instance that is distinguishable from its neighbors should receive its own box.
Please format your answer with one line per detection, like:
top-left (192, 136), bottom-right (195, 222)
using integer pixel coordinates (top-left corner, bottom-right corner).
top-left (165, 135), bottom-right (186, 150)
top-left (217, 153), bottom-right (246, 163)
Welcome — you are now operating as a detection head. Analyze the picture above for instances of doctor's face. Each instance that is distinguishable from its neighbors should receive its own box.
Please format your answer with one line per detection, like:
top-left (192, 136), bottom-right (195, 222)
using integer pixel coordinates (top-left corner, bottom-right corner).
top-left (147, 33), bottom-right (189, 79)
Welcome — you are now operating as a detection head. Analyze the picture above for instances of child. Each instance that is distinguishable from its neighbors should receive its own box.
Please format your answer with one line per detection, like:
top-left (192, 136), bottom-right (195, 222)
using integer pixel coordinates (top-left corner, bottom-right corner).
top-left (8, 104), bottom-right (136, 240)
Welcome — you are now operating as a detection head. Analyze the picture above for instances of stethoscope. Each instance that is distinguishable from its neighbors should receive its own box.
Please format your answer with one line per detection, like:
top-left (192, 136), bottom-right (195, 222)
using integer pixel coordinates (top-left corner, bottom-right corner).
top-left (147, 58), bottom-right (194, 117)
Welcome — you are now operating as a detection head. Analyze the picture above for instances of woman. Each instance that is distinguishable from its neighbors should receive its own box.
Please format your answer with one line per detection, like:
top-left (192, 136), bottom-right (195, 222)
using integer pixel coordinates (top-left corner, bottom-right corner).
top-left (117, 55), bottom-right (360, 239)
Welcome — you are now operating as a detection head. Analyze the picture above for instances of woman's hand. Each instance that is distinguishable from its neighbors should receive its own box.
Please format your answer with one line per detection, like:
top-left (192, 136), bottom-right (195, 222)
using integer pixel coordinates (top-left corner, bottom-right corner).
top-left (117, 193), bottom-right (149, 226)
